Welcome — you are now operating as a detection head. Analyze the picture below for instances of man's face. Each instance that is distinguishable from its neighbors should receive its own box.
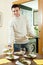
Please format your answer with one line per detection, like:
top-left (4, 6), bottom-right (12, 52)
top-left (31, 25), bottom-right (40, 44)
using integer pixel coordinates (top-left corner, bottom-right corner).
top-left (12, 7), bottom-right (20, 17)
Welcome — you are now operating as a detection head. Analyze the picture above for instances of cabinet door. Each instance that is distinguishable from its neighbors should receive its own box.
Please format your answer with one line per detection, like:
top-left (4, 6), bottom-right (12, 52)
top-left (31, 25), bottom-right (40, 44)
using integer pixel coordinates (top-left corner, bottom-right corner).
top-left (38, 0), bottom-right (43, 54)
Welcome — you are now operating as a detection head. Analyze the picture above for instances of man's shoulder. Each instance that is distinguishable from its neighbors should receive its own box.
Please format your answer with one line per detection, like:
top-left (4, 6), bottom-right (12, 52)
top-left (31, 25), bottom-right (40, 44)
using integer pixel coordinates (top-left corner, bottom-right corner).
top-left (11, 17), bottom-right (16, 22)
top-left (9, 17), bottom-right (16, 26)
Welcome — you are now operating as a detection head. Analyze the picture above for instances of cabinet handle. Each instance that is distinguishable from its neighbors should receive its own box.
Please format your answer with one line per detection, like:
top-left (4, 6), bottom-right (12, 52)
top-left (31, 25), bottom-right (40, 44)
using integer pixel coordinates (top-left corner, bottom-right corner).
top-left (39, 31), bottom-right (40, 32)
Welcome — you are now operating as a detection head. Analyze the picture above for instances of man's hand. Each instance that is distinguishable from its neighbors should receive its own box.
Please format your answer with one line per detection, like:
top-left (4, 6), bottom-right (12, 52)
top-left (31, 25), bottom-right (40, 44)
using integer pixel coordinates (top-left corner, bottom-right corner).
top-left (26, 34), bottom-right (35, 38)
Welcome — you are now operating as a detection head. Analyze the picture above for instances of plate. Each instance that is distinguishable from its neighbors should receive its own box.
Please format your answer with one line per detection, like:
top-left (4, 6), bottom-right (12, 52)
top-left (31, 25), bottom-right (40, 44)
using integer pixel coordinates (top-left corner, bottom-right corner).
top-left (16, 60), bottom-right (31, 65)
top-left (24, 54), bottom-right (37, 58)
top-left (6, 56), bottom-right (13, 59)
top-left (29, 54), bottom-right (37, 58)
top-left (2, 48), bottom-right (9, 53)
top-left (16, 61), bottom-right (24, 65)
top-left (19, 58), bottom-right (31, 65)
top-left (6, 55), bottom-right (19, 60)
top-left (14, 55), bottom-right (19, 59)
top-left (14, 51), bottom-right (24, 55)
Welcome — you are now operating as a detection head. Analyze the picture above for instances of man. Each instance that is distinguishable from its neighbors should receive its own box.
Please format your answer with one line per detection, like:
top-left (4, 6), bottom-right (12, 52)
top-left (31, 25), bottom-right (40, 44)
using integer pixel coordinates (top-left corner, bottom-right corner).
top-left (8, 4), bottom-right (35, 52)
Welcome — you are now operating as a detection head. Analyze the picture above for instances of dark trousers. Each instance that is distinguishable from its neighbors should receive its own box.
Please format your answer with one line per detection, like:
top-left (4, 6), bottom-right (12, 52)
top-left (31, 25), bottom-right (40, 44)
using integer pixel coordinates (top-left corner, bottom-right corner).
top-left (13, 43), bottom-right (28, 52)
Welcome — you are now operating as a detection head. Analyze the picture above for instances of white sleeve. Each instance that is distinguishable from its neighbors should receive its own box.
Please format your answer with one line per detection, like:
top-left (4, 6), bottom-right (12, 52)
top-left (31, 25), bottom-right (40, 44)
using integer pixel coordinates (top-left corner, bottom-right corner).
top-left (8, 20), bottom-right (15, 45)
top-left (26, 18), bottom-right (36, 36)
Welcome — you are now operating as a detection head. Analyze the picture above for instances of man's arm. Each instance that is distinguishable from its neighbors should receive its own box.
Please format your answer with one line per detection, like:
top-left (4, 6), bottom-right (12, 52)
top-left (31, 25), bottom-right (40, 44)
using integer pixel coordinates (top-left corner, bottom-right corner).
top-left (8, 21), bottom-right (15, 53)
top-left (26, 17), bottom-right (36, 38)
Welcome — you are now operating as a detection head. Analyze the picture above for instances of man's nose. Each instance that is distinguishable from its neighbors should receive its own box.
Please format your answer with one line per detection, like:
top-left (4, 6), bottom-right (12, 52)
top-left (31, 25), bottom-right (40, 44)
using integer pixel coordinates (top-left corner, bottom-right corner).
top-left (14, 11), bottom-right (17, 14)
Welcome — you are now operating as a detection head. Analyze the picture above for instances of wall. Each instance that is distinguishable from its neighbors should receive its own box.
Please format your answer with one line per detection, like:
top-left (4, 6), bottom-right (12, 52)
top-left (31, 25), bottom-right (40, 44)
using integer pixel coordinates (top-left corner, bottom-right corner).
top-left (0, 0), bottom-right (15, 54)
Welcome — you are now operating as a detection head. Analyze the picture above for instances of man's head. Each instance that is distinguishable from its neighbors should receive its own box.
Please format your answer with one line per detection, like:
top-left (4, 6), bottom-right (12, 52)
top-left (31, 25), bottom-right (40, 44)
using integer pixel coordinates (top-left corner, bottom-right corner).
top-left (11, 4), bottom-right (20, 17)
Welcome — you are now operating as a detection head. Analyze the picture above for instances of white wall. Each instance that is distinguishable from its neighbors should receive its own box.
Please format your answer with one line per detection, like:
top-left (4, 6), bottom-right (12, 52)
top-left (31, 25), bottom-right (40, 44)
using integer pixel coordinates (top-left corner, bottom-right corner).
top-left (0, 0), bottom-right (16, 54)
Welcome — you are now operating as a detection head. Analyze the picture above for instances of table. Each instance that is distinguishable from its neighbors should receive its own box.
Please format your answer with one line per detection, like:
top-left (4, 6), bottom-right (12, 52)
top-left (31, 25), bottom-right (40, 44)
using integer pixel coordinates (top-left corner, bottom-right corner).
top-left (31, 53), bottom-right (43, 65)
top-left (0, 53), bottom-right (43, 65)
